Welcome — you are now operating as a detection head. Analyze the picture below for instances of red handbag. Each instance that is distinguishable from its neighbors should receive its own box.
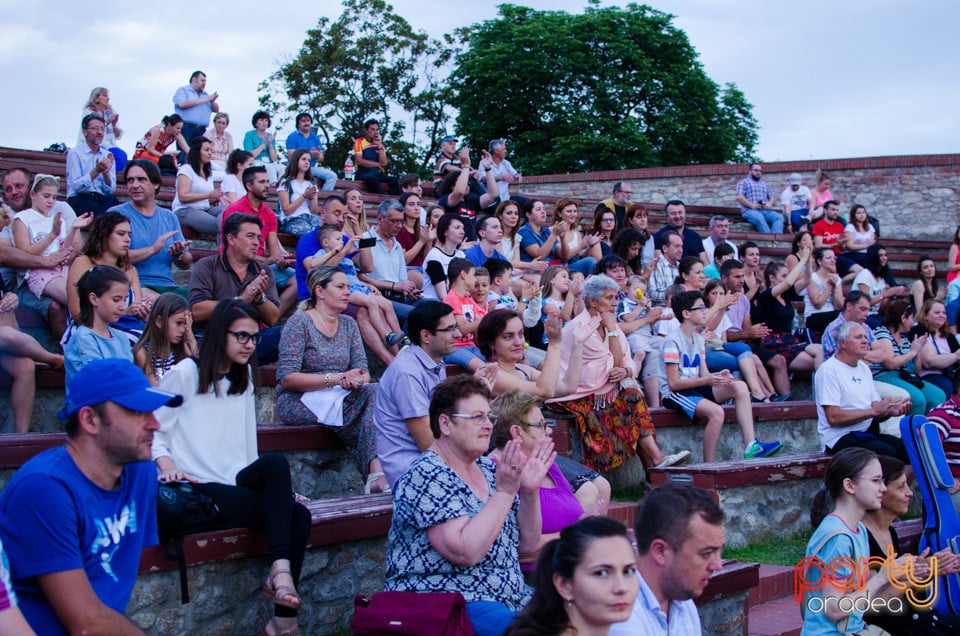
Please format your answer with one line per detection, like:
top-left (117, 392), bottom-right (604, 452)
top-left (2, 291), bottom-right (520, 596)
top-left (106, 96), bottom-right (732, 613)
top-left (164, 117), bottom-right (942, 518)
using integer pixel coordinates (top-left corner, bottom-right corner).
top-left (350, 591), bottom-right (476, 635)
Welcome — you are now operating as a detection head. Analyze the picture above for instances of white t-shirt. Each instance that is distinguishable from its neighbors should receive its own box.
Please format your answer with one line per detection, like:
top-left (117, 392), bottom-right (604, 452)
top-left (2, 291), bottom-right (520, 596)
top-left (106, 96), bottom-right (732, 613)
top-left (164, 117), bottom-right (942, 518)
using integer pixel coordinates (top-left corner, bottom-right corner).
top-left (844, 223), bottom-right (876, 253)
top-left (279, 178), bottom-right (313, 219)
top-left (421, 246), bottom-right (465, 301)
top-left (852, 268), bottom-right (886, 312)
top-left (172, 164), bottom-right (215, 211)
top-left (804, 272), bottom-right (837, 318)
top-left (13, 202), bottom-right (77, 257)
top-left (781, 185), bottom-right (812, 211)
top-left (815, 355), bottom-right (880, 450)
top-left (220, 174), bottom-right (244, 199)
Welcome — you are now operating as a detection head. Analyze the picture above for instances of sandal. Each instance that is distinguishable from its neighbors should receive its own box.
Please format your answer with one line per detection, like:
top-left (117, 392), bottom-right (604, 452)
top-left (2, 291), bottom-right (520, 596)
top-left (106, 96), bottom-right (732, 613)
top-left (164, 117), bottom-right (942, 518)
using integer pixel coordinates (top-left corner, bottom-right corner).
top-left (364, 472), bottom-right (392, 495)
top-left (259, 617), bottom-right (301, 636)
top-left (262, 567), bottom-right (302, 610)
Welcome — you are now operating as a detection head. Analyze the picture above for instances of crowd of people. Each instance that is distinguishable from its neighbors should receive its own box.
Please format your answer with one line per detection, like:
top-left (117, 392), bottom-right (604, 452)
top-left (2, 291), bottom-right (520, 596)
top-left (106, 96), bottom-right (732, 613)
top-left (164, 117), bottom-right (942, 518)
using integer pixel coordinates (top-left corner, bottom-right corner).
top-left (0, 71), bottom-right (958, 635)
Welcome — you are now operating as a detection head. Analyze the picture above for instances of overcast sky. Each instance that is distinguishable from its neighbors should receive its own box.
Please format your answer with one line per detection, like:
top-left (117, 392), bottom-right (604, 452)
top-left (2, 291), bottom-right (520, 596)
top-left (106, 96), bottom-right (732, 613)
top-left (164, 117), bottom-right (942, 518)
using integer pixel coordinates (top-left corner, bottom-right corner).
top-left (1, 0), bottom-right (956, 168)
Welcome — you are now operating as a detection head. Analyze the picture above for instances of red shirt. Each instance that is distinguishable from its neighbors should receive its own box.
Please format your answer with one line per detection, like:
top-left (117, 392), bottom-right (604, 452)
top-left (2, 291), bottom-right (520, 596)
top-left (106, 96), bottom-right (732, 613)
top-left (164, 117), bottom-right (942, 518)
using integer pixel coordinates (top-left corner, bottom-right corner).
top-left (443, 289), bottom-right (486, 348)
top-left (812, 218), bottom-right (843, 254)
top-left (220, 196), bottom-right (278, 257)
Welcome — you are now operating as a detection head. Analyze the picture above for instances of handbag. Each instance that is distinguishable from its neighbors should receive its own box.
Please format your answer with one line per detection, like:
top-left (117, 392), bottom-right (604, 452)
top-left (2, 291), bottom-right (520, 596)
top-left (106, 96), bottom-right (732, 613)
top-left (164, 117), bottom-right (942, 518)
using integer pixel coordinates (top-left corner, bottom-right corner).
top-left (898, 368), bottom-right (926, 389)
top-left (350, 591), bottom-right (476, 636)
top-left (156, 481), bottom-right (222, 603)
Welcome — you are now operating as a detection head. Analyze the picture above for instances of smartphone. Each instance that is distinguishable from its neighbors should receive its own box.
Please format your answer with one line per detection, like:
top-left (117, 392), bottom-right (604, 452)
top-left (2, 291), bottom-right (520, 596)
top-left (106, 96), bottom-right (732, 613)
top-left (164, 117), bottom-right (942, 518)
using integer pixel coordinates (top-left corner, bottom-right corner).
top-left (357, 237), bottom-right (377, 249)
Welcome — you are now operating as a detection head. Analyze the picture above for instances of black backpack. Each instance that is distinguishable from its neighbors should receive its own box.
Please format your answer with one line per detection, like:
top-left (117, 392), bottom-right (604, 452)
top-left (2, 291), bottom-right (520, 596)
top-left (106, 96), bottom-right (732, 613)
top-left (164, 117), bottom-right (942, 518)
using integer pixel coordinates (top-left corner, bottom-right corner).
top-left (156, 481), bottom-right (222, 603)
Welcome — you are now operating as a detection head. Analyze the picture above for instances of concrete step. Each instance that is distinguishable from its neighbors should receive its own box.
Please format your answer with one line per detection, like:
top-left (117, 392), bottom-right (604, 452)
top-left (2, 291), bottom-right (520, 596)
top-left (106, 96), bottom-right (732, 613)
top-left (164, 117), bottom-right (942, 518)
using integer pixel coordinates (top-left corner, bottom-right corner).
top-left (749, 595), bottom-right (802, 636)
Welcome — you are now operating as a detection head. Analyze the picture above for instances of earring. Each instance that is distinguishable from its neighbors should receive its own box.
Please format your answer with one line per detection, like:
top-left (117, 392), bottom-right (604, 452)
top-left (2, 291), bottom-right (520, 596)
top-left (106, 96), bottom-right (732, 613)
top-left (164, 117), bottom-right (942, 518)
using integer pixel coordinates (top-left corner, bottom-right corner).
top-left (565, 597), bottom-right (574, 608)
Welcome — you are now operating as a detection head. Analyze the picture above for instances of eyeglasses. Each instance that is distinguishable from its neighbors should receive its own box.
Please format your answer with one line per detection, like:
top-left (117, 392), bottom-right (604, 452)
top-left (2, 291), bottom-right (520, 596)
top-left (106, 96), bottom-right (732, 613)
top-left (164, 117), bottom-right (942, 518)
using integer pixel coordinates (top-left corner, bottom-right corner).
top-left (688, 305), bottom-right (708, 312)
top-left (450, 412), bottom-right (497, 425)
top-left (856, 476), bottom-right (886, 486)
top-left (434, 324), bottom-right (461, 333)
top-left (227, 330), bottom-right (262, 345)
top-left (524, 419), bottom-right (554, 431)
top-left (601, 218), bottom-right (616, 223)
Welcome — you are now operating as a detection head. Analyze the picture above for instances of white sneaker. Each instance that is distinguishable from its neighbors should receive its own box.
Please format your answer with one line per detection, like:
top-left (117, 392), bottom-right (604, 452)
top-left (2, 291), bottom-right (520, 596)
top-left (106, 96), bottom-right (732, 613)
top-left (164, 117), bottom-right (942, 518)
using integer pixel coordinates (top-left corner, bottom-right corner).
top-left (655, 450), bottom-right (691, 468)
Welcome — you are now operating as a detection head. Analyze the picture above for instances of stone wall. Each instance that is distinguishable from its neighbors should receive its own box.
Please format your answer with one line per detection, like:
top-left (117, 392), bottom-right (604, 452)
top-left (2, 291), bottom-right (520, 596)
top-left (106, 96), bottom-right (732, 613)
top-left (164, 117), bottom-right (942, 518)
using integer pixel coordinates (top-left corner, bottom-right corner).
top-left (131, 537), bottom-right (387, 636)
top-left (520, 155), bottom-right (960, 240)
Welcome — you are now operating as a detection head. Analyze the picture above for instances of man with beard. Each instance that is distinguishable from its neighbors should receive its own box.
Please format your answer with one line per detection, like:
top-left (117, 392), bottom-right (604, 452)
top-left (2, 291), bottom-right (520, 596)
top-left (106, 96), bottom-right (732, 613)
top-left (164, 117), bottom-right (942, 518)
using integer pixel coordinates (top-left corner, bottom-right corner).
top-left (653, 199), bottom-right (707, 264)
top-left (609, 483), bottom-right (725, 635)
top-left (736, 163), bottom-right (784, 234)
top-left (66, 113), bottom-right (119, 216)
top-left (111, 160), bottom-right (193, 298)
top-left (0, 359), bottom-right (182, 635)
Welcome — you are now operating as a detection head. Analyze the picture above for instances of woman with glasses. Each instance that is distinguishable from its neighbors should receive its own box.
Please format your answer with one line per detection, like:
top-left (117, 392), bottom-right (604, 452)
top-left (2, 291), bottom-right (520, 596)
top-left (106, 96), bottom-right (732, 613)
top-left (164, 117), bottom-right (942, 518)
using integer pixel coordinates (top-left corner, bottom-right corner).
top-left (489, 391), bottom-right (591, 575)
top-left (153, 299), bottom-right (311, 636)
top-left (546, 275), bottom-right (689, 472)
top-left (589, 209), bottom-right (618, 258)
top-left (385, 375), bottom-right (554, 636)
top-left (275, 266), bottom-right (389, 494)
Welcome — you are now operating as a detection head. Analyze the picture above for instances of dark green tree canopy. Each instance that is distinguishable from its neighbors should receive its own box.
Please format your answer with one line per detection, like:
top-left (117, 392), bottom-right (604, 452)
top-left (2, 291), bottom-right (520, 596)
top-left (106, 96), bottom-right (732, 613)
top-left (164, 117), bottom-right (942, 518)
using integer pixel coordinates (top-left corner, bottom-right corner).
top-left (259, 0), bottom-right (455, 174)
top-left (450, 3), bottom-right (758, 175)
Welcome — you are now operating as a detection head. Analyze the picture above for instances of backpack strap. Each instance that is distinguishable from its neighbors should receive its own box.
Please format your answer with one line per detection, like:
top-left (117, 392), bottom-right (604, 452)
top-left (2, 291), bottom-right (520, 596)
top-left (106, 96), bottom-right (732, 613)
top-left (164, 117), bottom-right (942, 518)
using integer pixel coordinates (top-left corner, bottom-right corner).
top-left (801, 528), bottom-right (857, 635)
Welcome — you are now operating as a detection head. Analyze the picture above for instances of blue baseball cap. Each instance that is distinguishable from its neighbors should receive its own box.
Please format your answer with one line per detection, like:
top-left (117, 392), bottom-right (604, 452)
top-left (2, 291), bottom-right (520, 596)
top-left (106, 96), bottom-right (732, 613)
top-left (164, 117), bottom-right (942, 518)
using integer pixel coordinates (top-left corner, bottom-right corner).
top-left (440, 135), bottom-right (457, 144)
top-left (59, 359), bottom-right (184, 419)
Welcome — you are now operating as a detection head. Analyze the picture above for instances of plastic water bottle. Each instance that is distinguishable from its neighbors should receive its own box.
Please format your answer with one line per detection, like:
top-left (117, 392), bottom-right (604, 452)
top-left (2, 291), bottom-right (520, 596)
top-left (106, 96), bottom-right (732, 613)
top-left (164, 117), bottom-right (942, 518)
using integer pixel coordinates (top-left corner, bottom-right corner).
top-left (344, 155), bottom-right (354, 180)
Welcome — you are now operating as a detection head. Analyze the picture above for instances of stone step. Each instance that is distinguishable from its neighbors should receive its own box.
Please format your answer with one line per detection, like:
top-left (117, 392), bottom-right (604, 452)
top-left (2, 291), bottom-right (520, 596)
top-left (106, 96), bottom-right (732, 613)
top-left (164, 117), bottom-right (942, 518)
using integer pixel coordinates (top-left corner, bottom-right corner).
top-left (748, 596), bottom-right (802, 636)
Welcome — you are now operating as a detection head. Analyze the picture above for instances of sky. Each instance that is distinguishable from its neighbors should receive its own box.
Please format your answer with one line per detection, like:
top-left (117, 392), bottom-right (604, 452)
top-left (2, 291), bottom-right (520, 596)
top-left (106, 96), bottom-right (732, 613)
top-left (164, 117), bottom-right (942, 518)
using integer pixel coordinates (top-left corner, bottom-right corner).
top-left (1, 0), bottom-right (957, 167)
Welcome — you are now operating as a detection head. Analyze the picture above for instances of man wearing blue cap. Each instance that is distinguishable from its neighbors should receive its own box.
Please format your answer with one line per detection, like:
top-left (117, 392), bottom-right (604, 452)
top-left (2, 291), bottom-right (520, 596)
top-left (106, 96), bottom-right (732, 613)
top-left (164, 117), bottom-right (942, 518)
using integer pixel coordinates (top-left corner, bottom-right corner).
top-left (0, 359), bottom-right (183, 635)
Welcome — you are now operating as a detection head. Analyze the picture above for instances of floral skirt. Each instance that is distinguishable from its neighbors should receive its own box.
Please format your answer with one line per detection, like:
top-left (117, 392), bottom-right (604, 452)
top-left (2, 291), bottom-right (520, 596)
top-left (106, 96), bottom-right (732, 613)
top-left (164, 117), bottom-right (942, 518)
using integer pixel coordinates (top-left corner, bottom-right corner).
top-left (761, 331), bottom-right (808, 366)
top-left (551, 387), bottom-right (654, 471)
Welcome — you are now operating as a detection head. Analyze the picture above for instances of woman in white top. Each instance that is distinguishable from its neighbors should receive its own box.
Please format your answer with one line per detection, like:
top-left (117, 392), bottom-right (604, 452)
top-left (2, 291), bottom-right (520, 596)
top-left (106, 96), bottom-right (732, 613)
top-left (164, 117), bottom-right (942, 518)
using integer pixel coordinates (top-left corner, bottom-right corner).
top-left (553, 198), bottom-right (602, 278)
top-left (421, 213), bottom-right (466, 301)
top-left (277, 149), bottom-right (321, 237)
top-left (222, 149), bottom-right (254, 203)
top-left (853, 244), bottom-right (906, 322)
top-left (805, 247), bottom-right (845, 333)
top-left (840, 204), bottom-right (875, 275)
top-left (154, 299), bottom-right (310, 636)
top-left (202, 112), bottom-right (234, 179)
top-left (172, 138), bottom-right (225, 235)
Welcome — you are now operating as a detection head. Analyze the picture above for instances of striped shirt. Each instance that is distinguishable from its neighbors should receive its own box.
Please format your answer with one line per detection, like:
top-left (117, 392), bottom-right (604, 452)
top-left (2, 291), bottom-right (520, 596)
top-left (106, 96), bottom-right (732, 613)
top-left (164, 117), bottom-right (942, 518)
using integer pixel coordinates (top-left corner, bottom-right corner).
top-left (927, 396), bottom-right (960, 479)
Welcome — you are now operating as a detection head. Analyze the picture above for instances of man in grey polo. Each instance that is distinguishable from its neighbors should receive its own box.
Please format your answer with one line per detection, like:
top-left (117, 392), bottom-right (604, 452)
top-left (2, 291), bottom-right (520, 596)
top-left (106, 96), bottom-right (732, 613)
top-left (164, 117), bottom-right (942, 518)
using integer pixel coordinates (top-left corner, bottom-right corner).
top-left (374, 301), bottom-right (459, 487)
top-left (359, 199), bottom-right (419, 323)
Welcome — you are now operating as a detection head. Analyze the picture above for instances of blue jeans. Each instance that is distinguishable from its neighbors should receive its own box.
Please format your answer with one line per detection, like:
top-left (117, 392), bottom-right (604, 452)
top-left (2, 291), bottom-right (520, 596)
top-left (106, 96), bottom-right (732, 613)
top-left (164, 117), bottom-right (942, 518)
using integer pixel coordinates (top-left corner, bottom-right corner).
top-left (790, 208), bottom-right (810, 229)
top-left (465, 601), bottom-right (516, 636)
top-left (742, 208), bottom-right (784, 233)
top-left (443, 345), bottom-right (484, 370)
top-left (567, 256), bottom-right (597, 277)
top-left (311, 165), bottom-right (338, 191)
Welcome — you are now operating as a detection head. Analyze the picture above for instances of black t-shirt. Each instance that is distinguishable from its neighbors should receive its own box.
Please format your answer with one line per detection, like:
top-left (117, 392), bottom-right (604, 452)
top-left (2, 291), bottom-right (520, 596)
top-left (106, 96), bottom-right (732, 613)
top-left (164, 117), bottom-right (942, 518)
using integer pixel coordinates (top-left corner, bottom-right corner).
top-left (751, 289), bottom-right (796, 333)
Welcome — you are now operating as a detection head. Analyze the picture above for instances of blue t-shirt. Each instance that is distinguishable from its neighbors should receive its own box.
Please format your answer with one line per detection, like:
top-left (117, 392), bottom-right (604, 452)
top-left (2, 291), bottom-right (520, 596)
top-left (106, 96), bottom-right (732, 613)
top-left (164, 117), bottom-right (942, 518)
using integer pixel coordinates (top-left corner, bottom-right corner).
top-left (517, 223), bottom-right (553, 262)
top-left (801, 514), bottom-right (870, 636)
top-left (64, 325), bottom-right (134, 383)
top-left (294, 232), bottom-right (358, 301)
top-left (285, 131), bottom-right (325, 166)
top-left (0, 447), bottom-right (158, 636)
top-left (111, 202), bottom-right (185, 288)
top-left (463, 244), bottom-right (507, 269)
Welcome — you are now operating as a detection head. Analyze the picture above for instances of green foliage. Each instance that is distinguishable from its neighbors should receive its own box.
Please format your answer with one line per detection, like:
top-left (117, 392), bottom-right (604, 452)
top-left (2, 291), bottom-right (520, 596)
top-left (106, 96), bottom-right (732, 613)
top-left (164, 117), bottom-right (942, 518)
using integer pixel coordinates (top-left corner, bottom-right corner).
top-left (450, 4), bottom-right (760, 175)
top-left (259, 0), bottom-right (456, 175)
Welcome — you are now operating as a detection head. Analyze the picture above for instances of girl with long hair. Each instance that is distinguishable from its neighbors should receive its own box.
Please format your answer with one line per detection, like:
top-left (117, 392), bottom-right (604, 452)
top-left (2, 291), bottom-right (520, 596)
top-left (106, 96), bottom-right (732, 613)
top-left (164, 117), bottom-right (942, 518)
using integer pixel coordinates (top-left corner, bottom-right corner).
top-left (277, 149), bottom-right (321, 236)
top-left (171, 137), bottom-right (225, 235)
top-left (154, 299), bottom-right (311, 636)
top-left (132, 293), bottom-right (197, 385)
top-left (911, 255), bottom-right (945, 312)
top-left (63, 265), bottom-right (133, 382)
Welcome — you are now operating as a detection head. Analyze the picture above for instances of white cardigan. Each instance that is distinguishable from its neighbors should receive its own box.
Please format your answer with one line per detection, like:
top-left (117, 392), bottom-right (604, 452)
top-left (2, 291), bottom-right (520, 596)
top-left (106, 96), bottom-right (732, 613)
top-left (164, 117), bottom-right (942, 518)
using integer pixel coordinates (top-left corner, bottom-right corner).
top-left (152, 358), bottom-right (258, 484)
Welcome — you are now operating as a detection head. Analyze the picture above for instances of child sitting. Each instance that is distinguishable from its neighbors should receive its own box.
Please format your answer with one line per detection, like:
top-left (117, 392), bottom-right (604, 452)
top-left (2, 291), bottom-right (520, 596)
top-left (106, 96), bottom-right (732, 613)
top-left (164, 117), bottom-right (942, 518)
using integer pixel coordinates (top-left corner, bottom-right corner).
top-left (442, 258), bottom-right (487, 372)
top-left (660, 289), bottom-right (783, 462)
top-left (305, 223), bottom-right (405, 353)
top-left (63, 265), bottom-right (134, 382)
top-left (133, 293), bottom-right (198, 385)
top-left (12, 174), bottom-right (92, 306)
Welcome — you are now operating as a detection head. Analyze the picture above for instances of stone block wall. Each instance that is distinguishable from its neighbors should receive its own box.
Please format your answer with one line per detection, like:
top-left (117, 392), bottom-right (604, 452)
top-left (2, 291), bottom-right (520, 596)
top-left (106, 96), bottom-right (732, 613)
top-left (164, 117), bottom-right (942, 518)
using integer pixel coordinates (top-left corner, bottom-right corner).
top-left (520, 155), bottom-right (960, 240)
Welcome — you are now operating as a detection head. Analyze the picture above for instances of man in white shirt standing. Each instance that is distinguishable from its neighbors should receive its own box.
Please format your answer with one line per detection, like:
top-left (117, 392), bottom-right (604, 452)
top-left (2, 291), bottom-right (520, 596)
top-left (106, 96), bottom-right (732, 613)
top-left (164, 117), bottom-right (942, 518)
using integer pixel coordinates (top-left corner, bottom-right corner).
top-left (610, 483), bottom-right (725, 636)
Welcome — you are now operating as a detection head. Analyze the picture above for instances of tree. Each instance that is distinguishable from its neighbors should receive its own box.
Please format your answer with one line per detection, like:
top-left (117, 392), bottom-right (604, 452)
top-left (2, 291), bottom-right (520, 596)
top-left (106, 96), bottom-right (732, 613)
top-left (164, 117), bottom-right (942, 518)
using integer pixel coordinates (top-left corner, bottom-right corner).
top-left (450, 4), bottom-right (759, 175)
top-left (258, 0), bottom-right (456, 175)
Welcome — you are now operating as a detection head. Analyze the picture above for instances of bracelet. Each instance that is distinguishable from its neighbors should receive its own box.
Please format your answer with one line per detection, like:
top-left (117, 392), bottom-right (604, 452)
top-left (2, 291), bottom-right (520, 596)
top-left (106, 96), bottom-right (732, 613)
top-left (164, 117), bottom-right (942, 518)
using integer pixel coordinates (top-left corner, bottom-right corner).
top-left (324, 373), bottom-right (332, 388)
top-left (519, 297), bottom-right (529, 304)
top-left (391, 282), bottom-right (395, 291)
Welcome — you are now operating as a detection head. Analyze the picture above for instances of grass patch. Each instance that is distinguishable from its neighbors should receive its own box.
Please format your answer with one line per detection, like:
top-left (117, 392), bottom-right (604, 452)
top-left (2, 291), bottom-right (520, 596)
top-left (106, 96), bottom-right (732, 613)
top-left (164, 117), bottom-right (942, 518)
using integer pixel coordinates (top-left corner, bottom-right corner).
top-left (611, 482), bottom-right (648, 503)
top-left (724, 530), bottom-right (813, 566)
